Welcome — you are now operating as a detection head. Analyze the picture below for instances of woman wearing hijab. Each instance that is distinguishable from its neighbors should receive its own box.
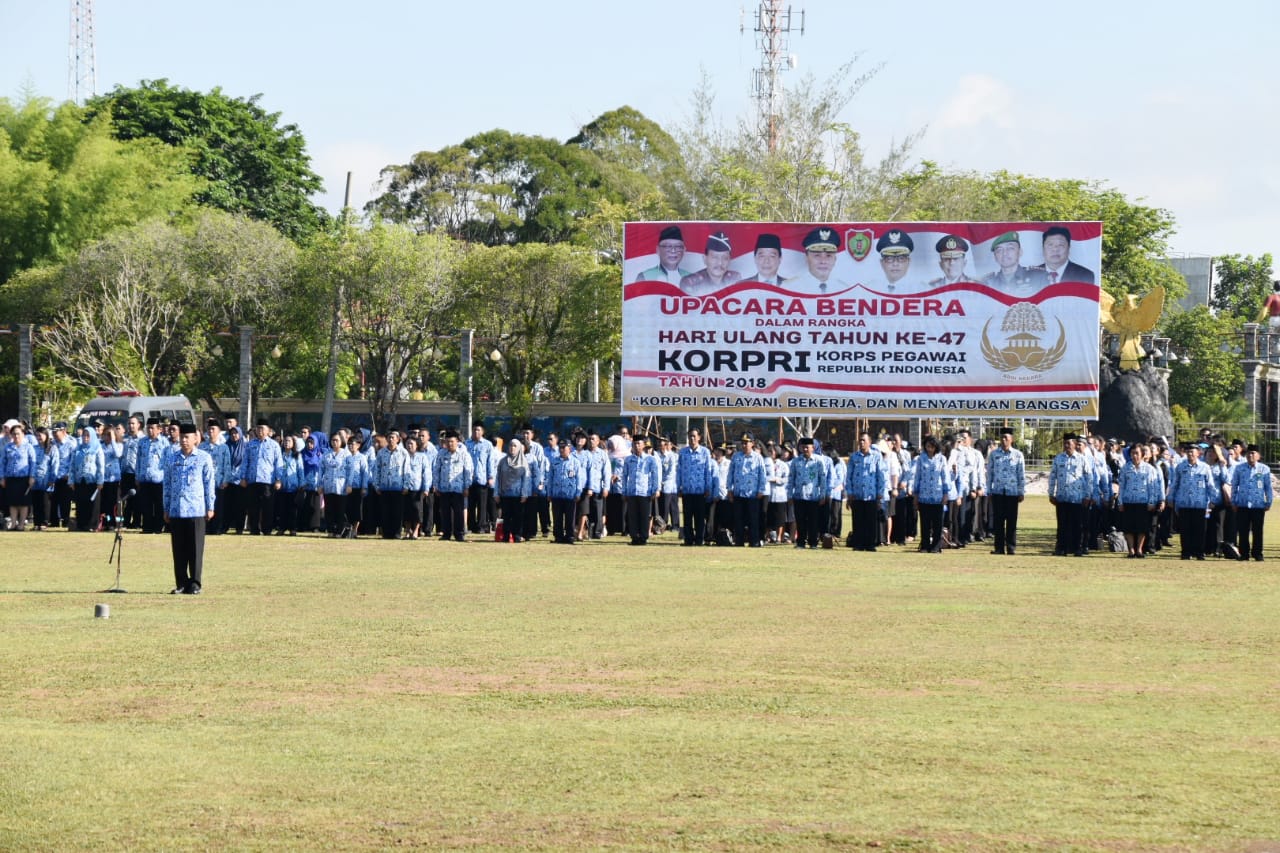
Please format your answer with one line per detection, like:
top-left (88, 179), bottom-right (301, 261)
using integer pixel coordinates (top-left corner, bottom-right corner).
top-left (495, 438), bottom-right (532, 542)
top-left (223, 426), bottom-right (248, 534)
top-left (300, 432), bottom-right (326, 532)
top-left (69, 426), bottom-right (105, 531)
top-left (277, 434), bottom-right (303, 536)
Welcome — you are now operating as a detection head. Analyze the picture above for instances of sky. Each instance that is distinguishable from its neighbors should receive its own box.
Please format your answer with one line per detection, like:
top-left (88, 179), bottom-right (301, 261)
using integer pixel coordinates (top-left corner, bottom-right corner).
top-left (2, 0), bottom-right (1278, 266)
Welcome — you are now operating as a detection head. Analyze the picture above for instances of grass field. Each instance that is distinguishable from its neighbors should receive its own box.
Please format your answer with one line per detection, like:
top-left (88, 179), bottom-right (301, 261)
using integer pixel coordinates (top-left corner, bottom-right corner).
top-left (2, 499), bottom-right (1278, 851)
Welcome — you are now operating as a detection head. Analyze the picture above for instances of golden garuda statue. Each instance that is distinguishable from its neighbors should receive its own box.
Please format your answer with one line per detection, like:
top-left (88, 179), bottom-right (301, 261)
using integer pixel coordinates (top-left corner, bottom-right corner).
top-left (1099, 286), bottom-right (1165, 371)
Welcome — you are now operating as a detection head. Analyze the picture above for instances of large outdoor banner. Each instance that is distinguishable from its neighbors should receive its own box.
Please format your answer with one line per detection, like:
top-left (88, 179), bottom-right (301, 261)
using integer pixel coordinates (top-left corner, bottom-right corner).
top-left (622, 221), bottom-right (1103, 418)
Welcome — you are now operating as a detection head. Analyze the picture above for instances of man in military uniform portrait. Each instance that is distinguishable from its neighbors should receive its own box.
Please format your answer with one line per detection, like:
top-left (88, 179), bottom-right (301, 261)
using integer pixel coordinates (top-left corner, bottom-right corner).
top-left (982, 231), bottom-right (1049, 296)
top-left (679, 231), bottom-right (742, 295)
top-left (634, 225), bottom-right (693, 284)
top-left (789, 227), bottom-right (846, 293)
top-left (876, 229), bottom-right (915, 291)
top-left (928, 235), bottom-right (971, 287)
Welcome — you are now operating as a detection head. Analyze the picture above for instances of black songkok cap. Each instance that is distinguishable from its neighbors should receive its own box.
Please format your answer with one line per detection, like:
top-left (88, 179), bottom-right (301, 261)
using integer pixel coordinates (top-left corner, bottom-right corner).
top-left (179, 423), bottom-right (199, 435)
top-left (754, 232), bottom-right (782, 252)
top-left (658, 225), bottom-right (683, 243)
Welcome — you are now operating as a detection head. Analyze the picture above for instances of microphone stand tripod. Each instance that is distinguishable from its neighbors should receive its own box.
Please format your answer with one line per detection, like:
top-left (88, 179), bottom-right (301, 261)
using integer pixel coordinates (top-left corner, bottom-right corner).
top-left (103, 492), bottom-right (131, 593)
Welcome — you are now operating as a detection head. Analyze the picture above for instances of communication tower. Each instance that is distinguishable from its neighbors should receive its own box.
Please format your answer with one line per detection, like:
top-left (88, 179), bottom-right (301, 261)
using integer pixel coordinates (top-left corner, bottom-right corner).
top-left (743, 1), bottom-right (803, 152)
top-left (68, 0), bottom-right (97, 105)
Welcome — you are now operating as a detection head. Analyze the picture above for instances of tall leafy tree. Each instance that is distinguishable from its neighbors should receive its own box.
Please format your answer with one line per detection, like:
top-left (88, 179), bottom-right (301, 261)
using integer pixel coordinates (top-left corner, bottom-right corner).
top-left (454, 243), bottom-right (619, 421)
top-left (1210, 253), bottom-right (1274, 320)
top-left (1, 212), bottom-right (300, 401)
top-left (1161, 306), bottom-right (1245, 416)
top-left (297, 223), bottom-right (462, 429)
top-left (86, 80), bottom-right (326, 240)
top-left (0, 95), bottom-right (200, 285)
top-left (369, 123), bottom-right (654, 246)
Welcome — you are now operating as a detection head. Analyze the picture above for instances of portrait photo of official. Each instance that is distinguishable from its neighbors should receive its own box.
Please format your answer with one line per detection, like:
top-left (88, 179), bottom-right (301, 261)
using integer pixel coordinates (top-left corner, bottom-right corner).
top-left (679, 231), bottom-right (743, 296)
top-left (875, 229), bottom-right (915, 292)
top-left (749, 232), bottom-right (787, 286)
top-left (981, 231), bottom-right (1048, 297)
top-left (789, 227), bottom-right (847, 293)
top-left (927, 234), bottom-right (971, 288)
top-left (1032, 225), bottom-right (1096, 285)
top-left (633, 225), bottom-right (693, 285)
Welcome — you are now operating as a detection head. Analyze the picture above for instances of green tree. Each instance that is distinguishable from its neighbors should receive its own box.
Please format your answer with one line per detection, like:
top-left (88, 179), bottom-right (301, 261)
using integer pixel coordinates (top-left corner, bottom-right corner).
top-left (1, 212), bottom-right (302, 403)
top-left (86, 80), bottom-right (326, 240)
top-left (368, 115), bottom-right (676, 247)
top-left (1161, 307), bottom-right (1245, 416)
top-left (0, 95), bottom-right (201, 285)
top-left (297, 222), bottom-right (462, 429)
top-left (1210, 253), bottom-right (1274, 320)
top-left (454, 243), bottom-right (619, 422)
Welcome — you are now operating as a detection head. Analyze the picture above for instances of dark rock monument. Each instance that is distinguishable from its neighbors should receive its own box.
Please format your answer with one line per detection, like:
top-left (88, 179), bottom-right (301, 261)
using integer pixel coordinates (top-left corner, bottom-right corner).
top-left (1091, 361), bottom-right (1175, 443)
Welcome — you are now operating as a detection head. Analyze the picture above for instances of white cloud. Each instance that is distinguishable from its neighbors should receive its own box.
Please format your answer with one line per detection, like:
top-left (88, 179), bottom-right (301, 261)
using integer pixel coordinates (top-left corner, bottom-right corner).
top-left (936, 74), bottom-right (1016, 131)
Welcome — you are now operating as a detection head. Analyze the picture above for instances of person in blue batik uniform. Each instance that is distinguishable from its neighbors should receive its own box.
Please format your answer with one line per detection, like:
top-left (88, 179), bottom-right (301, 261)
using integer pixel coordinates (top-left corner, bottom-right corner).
top-left (788, 437), bottom-right (830, 549)
top-left (912, 436), bottom-right (958, 553)
top-left (620, 435), bottom-right (662, 545)
top-left (69, 426), bottom-right (105, 532)
top-left (432, 429), bottom-right (474, 542)
top-left (985, 428), bottom-right (1026, 555)
top-left (1167, 442), bottom-right (1216, 560)
top-left (844, 432), bottom-right (889, 552)
top-left (163, 423), bottom-right (216, 594)
top-left (1048, 434), bottom-right (1096, 556)
top-left (726, 433), bottom-right (768, 548)
top-left (677, 428), bottom-right (715, 546)
top-left (548, 439), bottom-right (587, 544)
top-left (1228, 443), bottom-right (1272, 561)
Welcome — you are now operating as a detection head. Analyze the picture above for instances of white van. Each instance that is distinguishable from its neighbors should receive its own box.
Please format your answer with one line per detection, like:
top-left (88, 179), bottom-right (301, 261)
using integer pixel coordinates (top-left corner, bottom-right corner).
top-left (73, 393), bottom-right (197, 432)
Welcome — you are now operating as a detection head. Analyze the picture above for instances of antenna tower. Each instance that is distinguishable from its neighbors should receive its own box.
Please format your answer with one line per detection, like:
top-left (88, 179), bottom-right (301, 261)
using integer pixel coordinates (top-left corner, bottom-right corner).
top-left (68, 0), bottom-right (97, 105)
top-left (744, 1), bottom-right (803, 152)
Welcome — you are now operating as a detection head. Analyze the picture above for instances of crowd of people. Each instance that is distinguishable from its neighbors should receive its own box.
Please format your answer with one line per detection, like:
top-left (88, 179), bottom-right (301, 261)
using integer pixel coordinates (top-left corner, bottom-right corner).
top-left (0, 415), bottom-right (1271, 563)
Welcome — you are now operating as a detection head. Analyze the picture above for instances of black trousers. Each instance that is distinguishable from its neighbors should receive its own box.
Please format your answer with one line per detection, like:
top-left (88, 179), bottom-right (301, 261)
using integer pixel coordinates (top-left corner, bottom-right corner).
top-left (849, 499), bottom-right (879, 550)
top-left (731, 496), bottom-right (761, 546)
top-left (438, 491), bottom-right (466, 540)
top-left (53, 477), bottom-right (72, 527)
top-left (794, 499), bottom-right (823, 547)
top-left (680, 493), bottom-right (708, 545)
top-left (990, 494), bottom-right (1020, 553)
top-left (246, 483), bottom-right (275, 534)
top-left (468, 484), bottom-right (491, 532)
top-left (169, 516), bottom-right (206, 591)
top-left (552, 497), bottom-right (576, 542)
top-left (346, 488), bottom-right (364, 531)
top-left (918, 502), bottom-right (944, 552)
top-left (587, 492), bottom-right (605, 538)
top-left (324, 493), bottom-right (346, 533)
top-left (72, 482), bottom-right (101, 531)
top-left (605, 491), bottom-right (626, 536)
top-left (379, 490), bottom-right (403, 539)
top-left (222, 484), bottom-right (245, 533)
top-left (1055, 501), bottom-right (1086, 554)
top-left (1237, 507), bottom-right (1266, 559)
top-left (499, 496), bottom-right (524, 541)
top-left (1178, 507), bottom-right (1208, 558)
top-left (138, 481), bottom-right (164, 533)
top-left (625, 495), bottom-right (652, 544)
top-left (121, 473), bottom-right (138, 527)
top-left (660, 492), bottom-right (680, 530)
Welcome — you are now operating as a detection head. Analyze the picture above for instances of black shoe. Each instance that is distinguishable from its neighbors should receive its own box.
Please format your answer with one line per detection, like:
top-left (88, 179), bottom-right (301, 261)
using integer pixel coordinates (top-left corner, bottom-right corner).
top-left (1006, 547), bottom-right (1015, 555)
top-left (1254, 555), bottom-right (1265, 562)
top-left (1053, 550), bottom-right (1066, 556)
top-left (1195, 555), bottom-right (1205, 561)
top-left (991, 548), bottom-right (1004, 555)
top-left (1073, 551), bottom-right (1086, 557)
top-left (1237, 555), bottom-right (1249, 562)
top-left (170, 587), bottom-right (183, 594)
top-left (188, 586), bottom-right (201, 595)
